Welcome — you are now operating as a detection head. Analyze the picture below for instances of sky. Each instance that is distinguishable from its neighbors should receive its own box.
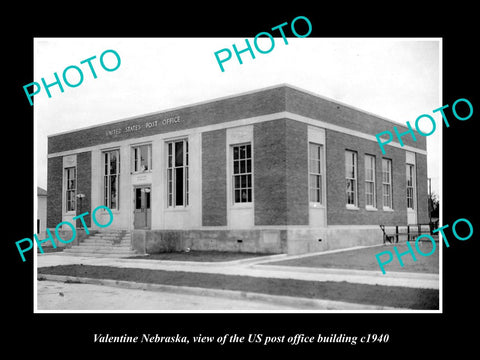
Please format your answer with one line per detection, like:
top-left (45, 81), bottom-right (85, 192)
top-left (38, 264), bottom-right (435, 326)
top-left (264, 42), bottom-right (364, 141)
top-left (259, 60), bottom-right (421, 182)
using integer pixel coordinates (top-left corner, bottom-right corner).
top-left (34, 37), bottom-right (441, 195)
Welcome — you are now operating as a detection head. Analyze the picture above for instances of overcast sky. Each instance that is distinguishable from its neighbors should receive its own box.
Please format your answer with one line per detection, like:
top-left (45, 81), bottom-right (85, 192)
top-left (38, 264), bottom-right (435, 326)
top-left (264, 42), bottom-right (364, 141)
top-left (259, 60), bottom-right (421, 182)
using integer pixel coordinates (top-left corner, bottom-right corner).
top-left (34, 37), bottom-right (441, 195)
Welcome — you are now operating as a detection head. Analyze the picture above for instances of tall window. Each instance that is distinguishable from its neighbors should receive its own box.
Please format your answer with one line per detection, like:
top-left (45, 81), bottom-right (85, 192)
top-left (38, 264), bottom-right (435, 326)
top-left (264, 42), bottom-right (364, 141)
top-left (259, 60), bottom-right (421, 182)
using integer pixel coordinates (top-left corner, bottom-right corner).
top-left (104, 149), bottom-right (120, 210)
top-left (167, 139), bottom-right (189, 207)
top-left (406, 164), bottom-right (415, 209)
top-left (309, 143), bottom-right (323, 204)
top-left (365, 155), bottom-right (376, 208)
top-left (132, 144), bottom-right (152, 173)
top-left (232, 143), bottom-right (252, 203)
top-left (345, 151), bottom-right (358, 206)
top-left (65, 167), bottom-right (76, 212)
top-left (382, 158), bottom-right (393, 209)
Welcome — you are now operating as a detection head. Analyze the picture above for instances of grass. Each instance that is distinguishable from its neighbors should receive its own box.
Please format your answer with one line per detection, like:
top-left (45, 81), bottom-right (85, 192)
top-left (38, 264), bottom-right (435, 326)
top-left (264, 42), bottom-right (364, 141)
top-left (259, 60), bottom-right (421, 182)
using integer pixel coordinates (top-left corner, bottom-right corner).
top-left (38, 264), bottom-right (439, 309)
top-left (128, 250), bottom-right (275, 262)
top-left (265, 242), bottom-right (439, 274)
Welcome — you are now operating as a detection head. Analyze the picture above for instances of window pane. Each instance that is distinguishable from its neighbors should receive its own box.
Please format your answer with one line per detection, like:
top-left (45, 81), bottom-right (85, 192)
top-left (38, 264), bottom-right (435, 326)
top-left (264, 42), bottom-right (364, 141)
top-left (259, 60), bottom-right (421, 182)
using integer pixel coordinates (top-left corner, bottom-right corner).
top-left (235, 189), bottom-right (240, 203)
top-left (135, 188), bottom-right (142, 209)
top-left (233, 146), bottom-right (239, 160)
top-left (240, 145), bottom-right (246, 159)
top-left (140, 145), bottom-right (149, 171)
top-left (247, 174), bottom-right (252, 187)
top-left (234, 175), bottom-right (240, 189)
top-left (145, 189), bottom-right (151, 209)
top-left (168, 169), bottom-right (173, 206)
top-left (175, 141), bottom-right (183, 167)
top-left (246, 159), bottom-right (251, 173)
top-left (241, 189), bottom-right (247, 202)
top-left (66, 192), bottom-right (71, 211)
top-left (346, 179), bottom-right (352, 192)
top-left (233, 160), bottom-right (239, 174)
top-left (104, 176), bottom-right (108, 206)
top-left (185, 167), bottom-right (189, 206)
top-left (240, 160), bottom-right (245, 173)
top-left (175, 168), bottom-right (184, 205)
top-left (168, 143), bottom-right (173, 168)
top-left (110, 175), bottom-right (117, 209)
top-left (367, 193), bottom-right (373, 206)
top-left (104, 153), bottom-right (108, 174)
top-left (133, 148), bottom-right (138, 172)
top-left (246, 144), bottom-right (251, 159)
top-left (247, 189), bottom-right (252, 202)
top-left (110, 152), bottom-right (117, 174)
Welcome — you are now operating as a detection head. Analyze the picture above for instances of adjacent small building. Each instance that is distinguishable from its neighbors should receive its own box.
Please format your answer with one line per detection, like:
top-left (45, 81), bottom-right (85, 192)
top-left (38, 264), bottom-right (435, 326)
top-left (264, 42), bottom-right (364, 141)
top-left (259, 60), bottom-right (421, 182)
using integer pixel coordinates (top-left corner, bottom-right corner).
top-left (46, 84), bottom-right (429, 255)
top-left (37, 186), bottom-right (48, 236)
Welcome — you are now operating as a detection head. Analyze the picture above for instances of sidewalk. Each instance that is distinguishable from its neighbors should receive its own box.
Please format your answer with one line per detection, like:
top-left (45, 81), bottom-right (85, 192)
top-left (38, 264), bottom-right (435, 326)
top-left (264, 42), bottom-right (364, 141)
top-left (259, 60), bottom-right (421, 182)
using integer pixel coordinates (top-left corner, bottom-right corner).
top-left (36, 251), bottom-right (439, 290)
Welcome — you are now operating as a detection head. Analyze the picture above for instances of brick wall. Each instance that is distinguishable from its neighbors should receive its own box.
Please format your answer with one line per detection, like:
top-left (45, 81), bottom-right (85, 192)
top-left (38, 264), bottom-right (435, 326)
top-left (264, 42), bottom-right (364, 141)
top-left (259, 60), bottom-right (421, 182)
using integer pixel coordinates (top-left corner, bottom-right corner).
top-left (76, 151), bottom-right (92, 227)
top-left (253, 119), bottom-right (309, 226)
top-left (285, 119), bottom-right (309, 225)
top-left (325, 129), bottom-right (408, 225)
top-left (47, 156), bottom-right (63, 228)
top-left (202, 129), bottom-right (227, 226)
top-left (285, 86), bottom-right (426, 150)
top-left (416, 153), bottom-right (429, 224)
top-left (254, 120), bottom-right (288, 225)
top-left (49, 87), bottom-right (287, 154)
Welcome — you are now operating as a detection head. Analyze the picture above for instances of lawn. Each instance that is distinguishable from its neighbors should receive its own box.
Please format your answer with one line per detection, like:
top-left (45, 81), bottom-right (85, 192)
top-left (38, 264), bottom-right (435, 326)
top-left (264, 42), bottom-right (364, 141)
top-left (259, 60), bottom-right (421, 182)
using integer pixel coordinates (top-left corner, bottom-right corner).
top-left (128, 250), bottom-right (275, 262)
top-left (38, 264), bottom-right (438, 310)
top-left (265, 242), bottom-right (439, 274)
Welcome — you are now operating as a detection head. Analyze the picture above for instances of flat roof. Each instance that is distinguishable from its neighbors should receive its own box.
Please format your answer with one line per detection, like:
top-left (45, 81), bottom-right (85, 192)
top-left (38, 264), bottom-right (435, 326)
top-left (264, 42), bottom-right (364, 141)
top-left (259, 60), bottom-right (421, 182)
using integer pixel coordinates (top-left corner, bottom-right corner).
top-left (47, 83), bottom-right (405, 138)
top-left (47, 84), bottom-right (425, 154)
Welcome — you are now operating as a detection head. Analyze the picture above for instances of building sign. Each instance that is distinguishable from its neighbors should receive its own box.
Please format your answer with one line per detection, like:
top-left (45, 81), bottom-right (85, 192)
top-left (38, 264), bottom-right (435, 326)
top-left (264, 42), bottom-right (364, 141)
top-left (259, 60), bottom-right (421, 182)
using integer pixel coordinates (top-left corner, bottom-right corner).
top-left (105, 115), bottom-right (181, 137)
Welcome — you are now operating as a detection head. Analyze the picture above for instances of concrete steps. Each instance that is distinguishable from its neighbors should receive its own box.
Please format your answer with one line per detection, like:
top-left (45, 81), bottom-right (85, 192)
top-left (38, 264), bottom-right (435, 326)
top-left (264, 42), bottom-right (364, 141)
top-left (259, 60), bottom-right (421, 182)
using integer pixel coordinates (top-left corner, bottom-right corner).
top-left (63, 230), bottom-right (139, 258)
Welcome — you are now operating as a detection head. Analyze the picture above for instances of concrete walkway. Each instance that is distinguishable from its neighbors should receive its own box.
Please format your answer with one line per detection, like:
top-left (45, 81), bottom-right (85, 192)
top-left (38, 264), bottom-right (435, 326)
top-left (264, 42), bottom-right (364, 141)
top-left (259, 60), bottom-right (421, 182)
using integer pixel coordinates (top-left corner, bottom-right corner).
top-left (36, 251), bottom-right (439, 290)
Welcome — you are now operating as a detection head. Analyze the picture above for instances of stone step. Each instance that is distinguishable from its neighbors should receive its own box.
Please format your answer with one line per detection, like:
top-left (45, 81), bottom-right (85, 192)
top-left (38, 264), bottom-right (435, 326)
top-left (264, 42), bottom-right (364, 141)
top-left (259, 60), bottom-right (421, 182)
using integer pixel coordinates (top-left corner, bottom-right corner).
top-left (64, 248), bottom-right (135, 255)
top-left (69, 245), bottom-right (132, 251)
top-left (81, 239), bottom-right (131, 245)
top-left (63, 230), bottom-right (136, 258)
top-left (87, 235), bottom-right (129, 240)
top-left (62, 251), bottom-right (138, 258)
top-left (64, 248), bottom-right (136, 256)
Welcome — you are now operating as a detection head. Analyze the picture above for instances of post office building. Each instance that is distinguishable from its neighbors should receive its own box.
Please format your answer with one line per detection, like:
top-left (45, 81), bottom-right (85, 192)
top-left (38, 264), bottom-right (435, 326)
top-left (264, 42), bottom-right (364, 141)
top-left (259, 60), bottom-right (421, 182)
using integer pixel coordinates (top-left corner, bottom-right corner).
top-left (47, 84), bottom-right (429, 255)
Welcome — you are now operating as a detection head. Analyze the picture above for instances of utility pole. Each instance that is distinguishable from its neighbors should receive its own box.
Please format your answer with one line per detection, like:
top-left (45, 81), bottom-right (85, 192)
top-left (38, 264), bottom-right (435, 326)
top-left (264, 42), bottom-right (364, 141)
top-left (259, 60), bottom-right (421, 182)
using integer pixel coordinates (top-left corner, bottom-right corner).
top-left (428, 178), bottom-right (432, 232)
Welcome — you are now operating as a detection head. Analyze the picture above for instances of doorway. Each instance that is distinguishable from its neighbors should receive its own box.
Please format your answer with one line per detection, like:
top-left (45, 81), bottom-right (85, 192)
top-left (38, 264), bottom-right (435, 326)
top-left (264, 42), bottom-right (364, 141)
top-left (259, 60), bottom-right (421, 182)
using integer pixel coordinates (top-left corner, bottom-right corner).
top-left (133, 185), bottom-right (151, 229)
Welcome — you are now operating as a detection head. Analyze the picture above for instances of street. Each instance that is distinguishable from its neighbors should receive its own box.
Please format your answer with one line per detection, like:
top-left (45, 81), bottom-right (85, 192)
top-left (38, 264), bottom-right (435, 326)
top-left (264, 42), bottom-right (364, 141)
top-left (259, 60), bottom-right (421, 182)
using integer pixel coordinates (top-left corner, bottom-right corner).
top-left (36, 280), bottom-right (296, 311)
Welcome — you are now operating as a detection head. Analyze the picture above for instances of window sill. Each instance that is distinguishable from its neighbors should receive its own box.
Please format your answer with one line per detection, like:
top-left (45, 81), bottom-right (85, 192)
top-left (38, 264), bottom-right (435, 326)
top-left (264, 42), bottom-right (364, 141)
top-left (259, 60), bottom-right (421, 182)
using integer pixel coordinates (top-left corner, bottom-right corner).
top-left (96, 208), bottom-right (120, 214)
top-left (366, 206), bottom-right (378, 211)
top-left (383, 207), bottom-right (394, 212)
top-left (130, 170), bottom-right (152, 175)
top-left (165, 206), bottom-right (189, 212)
top-left (232, 203), bottom-right (253, 209)
top-left (346, 205), bottom-right (359, 210)
top-left (309, 202), bottom-right (325, 208)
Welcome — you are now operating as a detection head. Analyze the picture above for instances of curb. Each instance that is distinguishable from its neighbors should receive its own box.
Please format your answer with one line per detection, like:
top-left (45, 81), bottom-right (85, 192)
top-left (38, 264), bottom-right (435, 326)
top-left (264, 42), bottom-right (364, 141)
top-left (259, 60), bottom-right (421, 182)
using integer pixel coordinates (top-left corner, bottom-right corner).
top-left (37, 274), bottom-right (405, 311)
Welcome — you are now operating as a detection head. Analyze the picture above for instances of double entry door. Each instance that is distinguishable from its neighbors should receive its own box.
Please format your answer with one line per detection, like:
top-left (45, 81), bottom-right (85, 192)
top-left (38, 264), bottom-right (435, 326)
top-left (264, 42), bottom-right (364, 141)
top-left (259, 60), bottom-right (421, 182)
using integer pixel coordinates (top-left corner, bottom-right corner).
top-left (133, 185), bottom-right (151, 229)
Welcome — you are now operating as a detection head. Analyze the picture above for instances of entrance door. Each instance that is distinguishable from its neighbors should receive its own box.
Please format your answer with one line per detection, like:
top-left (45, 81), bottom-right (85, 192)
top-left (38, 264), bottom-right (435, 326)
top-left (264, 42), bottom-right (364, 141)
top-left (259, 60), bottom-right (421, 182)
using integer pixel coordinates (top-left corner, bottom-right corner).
top-left (134, 185), bottom-right (151, 229)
